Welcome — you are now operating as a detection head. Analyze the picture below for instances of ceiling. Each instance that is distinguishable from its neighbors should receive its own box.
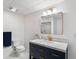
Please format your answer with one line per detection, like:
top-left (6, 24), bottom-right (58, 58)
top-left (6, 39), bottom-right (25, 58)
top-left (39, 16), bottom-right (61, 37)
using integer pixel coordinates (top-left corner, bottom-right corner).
top-left (3, 0), bottom-right (64, 15)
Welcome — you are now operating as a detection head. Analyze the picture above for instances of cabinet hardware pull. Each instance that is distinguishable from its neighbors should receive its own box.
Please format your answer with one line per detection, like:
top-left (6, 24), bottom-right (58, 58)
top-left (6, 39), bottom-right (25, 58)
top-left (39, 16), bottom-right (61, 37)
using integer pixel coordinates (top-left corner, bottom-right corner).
top-left (51, 53), bottom-right (59, 57)
top-left (39, 56), bottom-right (44, 59)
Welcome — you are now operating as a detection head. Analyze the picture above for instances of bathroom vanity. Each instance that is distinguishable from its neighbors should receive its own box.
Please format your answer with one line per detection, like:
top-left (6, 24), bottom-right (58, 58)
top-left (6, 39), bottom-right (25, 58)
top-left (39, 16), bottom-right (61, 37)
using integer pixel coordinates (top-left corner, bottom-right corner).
top-left (29, 39), bottom-right (68, 59)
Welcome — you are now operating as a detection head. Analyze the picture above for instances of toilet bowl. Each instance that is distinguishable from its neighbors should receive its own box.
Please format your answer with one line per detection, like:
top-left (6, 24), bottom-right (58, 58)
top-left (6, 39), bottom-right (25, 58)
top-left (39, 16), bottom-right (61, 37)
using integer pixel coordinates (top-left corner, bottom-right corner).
top-left (16, 45), bottom-right (25, 52)
top-left (12, 41), bottom-right (25, 53)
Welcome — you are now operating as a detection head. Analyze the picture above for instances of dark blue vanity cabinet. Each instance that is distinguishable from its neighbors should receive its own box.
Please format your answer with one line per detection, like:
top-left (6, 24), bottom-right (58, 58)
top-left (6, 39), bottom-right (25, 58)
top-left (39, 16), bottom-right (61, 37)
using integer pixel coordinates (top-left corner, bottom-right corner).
top-left (30, 43), bottom-right (66, 59)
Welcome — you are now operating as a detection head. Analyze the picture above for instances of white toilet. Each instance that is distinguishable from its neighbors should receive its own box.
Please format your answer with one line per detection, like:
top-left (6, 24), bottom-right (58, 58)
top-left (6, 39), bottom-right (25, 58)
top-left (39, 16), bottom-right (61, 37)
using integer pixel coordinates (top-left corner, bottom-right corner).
top-left (12, 41), bottom-right (25, 53)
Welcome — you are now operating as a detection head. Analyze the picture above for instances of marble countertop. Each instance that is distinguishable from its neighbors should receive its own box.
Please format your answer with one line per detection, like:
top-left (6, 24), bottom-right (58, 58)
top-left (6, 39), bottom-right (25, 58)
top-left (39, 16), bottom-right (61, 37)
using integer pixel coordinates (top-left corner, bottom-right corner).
top-left (30, 39), bottom-right (68, 53)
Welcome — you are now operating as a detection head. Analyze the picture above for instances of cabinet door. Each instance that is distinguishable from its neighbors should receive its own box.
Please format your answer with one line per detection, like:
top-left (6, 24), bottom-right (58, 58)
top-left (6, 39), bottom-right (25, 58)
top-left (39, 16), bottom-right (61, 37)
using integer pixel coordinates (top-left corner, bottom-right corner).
top-left (30, 43), bottom-right (45, 59)
top-left (44, 47), bottom-right (65, 59)
top-left (30, 43), bottom-right (40, 59)
top-left (44, 48), bottom-right (50, 59)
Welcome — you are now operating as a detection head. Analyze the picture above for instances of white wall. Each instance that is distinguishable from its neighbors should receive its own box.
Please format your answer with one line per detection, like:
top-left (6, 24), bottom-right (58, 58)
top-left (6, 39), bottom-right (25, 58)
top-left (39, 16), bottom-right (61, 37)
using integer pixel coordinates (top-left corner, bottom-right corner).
top-left (24, 11), bottom-right (42, 52)
top-left (3, 11), bottom-right (25, 45)
top-left (24, 0), bottom-right (76, 59)
top-left (63, 0), bottom-right (76, 59)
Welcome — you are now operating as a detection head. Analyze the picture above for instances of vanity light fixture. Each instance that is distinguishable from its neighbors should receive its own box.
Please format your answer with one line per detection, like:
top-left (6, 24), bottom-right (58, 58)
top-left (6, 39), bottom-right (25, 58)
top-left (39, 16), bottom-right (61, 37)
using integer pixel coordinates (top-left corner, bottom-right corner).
top-left (42, 10), bottom-right (52, 16)
top-left (53, 8), bottom-right (64, 13)
top-left (42, 8), bottom-right (64, 16)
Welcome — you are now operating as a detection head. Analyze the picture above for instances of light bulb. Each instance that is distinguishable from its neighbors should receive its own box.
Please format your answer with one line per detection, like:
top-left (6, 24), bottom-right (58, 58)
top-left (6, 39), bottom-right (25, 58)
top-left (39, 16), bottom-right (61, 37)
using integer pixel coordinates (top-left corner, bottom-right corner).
top-left (53, 8), bottom-right (58, 13)
top-left (47, 10), bottom-right (52, 15)
top-left (42, 11), bottom-right (47, 16)
top-left (9, 7), bottom-right (17, 12)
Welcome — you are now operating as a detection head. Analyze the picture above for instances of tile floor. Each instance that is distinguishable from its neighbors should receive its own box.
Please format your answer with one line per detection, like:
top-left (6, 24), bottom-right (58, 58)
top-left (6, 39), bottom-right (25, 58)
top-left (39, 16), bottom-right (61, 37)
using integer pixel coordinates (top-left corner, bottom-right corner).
top-left (3, 46), bottom-right (29, 59)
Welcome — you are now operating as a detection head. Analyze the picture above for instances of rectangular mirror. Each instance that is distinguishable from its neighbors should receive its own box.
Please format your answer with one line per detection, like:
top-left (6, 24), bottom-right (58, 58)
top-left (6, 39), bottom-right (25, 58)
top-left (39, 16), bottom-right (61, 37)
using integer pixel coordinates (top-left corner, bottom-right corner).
top-left (41, 12), bottom-right (63, 35)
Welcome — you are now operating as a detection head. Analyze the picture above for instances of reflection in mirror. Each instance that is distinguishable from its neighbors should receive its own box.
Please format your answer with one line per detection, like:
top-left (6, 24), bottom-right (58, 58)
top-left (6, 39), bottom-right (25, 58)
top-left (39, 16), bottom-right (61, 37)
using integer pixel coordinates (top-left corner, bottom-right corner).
top-left (41, 12), bottom-right (63, 35)
top-left (41, 22), bottom-right (51, 34)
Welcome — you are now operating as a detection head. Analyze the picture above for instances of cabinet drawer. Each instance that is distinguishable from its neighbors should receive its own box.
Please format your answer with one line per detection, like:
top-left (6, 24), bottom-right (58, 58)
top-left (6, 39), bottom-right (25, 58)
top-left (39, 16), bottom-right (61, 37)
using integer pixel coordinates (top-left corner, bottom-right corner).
top-left (49, 48), bottom-right (65, 57)
top-left (44, 47), bottom-right (65, 59)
